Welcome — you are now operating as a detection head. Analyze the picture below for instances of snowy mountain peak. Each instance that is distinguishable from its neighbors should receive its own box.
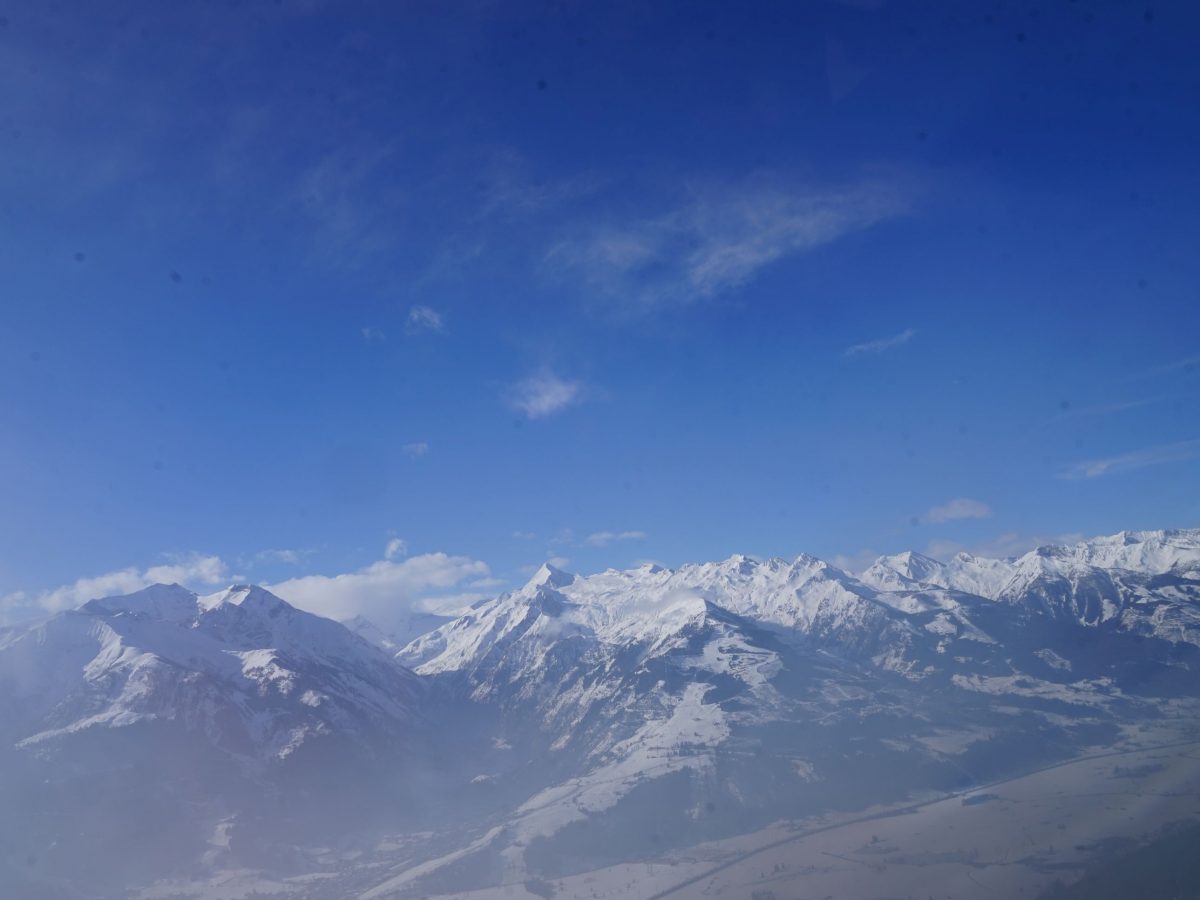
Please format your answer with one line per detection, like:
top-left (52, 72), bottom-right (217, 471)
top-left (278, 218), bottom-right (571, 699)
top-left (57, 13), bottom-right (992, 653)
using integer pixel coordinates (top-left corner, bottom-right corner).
top-left (527, 562), bottom-right (575, 590)
top-left (859, 550), bottom-right (947, 591)
top-left (723, 553), bottom-right (759, 575)
top-left (1, 582), bottom-right (421, 766)
top-left (80, 582), bottom-right (300, 622)
top-left (1051, 527), bottom-right (1200, 574)
top-left (81, 582), bottom-right (198, 620)
top-left (199, 583), bottom-right (291, 613)
top-left (892, 549), bottom-right (941, 568)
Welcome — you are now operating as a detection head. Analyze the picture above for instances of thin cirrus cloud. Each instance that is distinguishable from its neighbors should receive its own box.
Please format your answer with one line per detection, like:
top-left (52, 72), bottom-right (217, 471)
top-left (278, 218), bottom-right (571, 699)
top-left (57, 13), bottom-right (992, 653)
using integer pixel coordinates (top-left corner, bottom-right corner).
top-left (1122, 354), bottom-right (1200, 382)
top-left (254, 548), bottom-right (307, 566)
top-left (1059, 439), bottom-right (1200, 480)
top-left (407, 305), bottom-right (446, 333)
top-left (586, 530), bottom-right (648, 547)
top-left (0, 552), bottom-right (231, 621)
top-left (1054, 397), bottom-right (1160, 419)
top-left (402, 441), bottom-right (430, 458)
top-left (291, 142), bottom-right (406, 268)
top-left (478, 149), bottom-right (608, 219)
top-left (545, 174), bottom-right (912, 312)
top-left (507, 368), bottom-right (583, 419)
top-left (922, 497), bottom-right (992, 524)
top-left (844, 327), bottom-right (916, 358)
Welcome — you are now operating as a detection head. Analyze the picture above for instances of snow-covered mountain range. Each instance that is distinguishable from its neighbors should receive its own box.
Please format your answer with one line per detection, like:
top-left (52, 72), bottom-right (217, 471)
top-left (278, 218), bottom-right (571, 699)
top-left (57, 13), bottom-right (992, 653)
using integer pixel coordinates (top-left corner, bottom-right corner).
top-left (0, 583), bottom-right (428, 896)
top-left (0, 583), bottom-right (421, 761)
top-left (3, 528), bottom-right (1200, 897)
top-left (376, 529), bottom-right (1200, 892)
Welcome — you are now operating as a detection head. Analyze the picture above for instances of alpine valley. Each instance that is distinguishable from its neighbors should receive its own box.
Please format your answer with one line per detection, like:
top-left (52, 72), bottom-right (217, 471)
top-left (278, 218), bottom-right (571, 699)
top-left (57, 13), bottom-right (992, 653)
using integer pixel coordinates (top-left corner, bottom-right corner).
top-left (4, 529), bottom-right (1200, 899)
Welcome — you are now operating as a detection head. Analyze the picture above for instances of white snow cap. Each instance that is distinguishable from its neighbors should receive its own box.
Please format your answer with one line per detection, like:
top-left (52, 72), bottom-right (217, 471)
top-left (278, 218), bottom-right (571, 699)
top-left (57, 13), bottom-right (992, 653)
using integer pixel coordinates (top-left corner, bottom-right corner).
top-left (527, 562), bottom-right (575, 590)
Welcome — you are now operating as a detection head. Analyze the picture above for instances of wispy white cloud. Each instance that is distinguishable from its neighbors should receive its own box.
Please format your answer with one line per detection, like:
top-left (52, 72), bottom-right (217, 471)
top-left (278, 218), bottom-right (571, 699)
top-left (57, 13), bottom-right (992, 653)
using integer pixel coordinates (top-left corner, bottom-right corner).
top-left (586, 530), bottom-right (648, 547)
top-left (469, 576), bottom-right (507, 590)
top-left (407, 305), bottom-right (445, 334)
top-left (844, 327), bottom-right (916, 358)
top-left (922, 497), bottom-right (992, 524)
top-left (402, 441), bottom-right (430, 458)
top-left (1059, 439), bottom-right (1200, 480)
top-left (507, 369), bottom-right (583, 419)
top-left (926, 531), bottom-right (1086, 562)
top-left (831, 548), bottom-right (879, 574)
top-left (1123, 354), bottom-right (1200, 382)
top-left (291, 141), bottom-right (404, 268)
top-left (254, 548), bottom-right (307, 566)
top-left (268, 551), bottom-right (490, 629)
top-left (546, 174), bottom-right (911, 311)
top-left (0, 553), bottom-right (231, 620)
top-left (547, 528), bottom-right (576, 546)
top-left (1054, 397), bottom-right (1160, 419)
top-left (0, 541), bottom-right (496, 634)
top-left (479, 150), bottom-right (608, 218)
top-left (511, 530), bottom-right (537, 540)
top-left (361, 325), bottom-right (386, 343)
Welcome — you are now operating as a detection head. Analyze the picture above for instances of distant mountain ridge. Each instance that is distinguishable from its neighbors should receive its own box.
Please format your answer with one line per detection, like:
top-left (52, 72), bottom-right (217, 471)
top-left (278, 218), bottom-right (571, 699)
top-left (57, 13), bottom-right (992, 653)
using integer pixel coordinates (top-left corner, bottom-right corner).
top-left (403, 528), bottom-right (1200, 684)
top-left (2, 527), bottom-right (1199, 897)
top-left (374, 528), bottom-right (1200, 892)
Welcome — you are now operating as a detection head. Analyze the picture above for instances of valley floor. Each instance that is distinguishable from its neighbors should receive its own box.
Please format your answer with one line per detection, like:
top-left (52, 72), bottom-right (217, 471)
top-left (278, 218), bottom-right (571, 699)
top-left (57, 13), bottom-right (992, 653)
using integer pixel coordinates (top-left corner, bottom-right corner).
top-left (410, 726), bottom-right (1200, 900)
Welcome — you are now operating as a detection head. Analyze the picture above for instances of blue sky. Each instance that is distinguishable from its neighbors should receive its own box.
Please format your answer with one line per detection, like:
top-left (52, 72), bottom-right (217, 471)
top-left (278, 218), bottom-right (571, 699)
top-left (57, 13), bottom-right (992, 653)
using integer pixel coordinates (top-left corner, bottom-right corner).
top-left (2, 0), bottom-right (1199, 626)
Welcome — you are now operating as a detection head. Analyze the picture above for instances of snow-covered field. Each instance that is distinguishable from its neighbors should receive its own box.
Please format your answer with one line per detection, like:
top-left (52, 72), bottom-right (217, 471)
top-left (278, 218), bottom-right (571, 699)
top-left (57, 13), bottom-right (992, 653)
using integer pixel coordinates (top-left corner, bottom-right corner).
top-left (413, 735), bottom-right (1200, 900)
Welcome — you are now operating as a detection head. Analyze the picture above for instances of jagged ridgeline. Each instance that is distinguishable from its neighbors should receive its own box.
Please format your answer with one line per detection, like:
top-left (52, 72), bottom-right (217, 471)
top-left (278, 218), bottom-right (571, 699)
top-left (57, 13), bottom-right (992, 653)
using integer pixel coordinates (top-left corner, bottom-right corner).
top-left (2, 529), bottom-right (1199, 897)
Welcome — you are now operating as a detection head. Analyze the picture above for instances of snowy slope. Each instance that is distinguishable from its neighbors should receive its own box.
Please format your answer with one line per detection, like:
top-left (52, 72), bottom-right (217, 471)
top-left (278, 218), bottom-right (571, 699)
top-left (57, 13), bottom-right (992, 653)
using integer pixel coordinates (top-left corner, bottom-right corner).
top-left (0, 583), bottom-right (421, 761)
top-left (382, 529), bottom-right (1200, 887)
top-left (403, 530), bottom-right (1200, 721)
top-left (861, 529), bottom-right (1200, 640)
top-left (403, 555), bottom-right (913, 675)
top-left (400, 554), bottom-right (914, 759)
top-left (860, 549), bottom-right (948, 590)
top-left (4, 528), bottom-right (1200, 898)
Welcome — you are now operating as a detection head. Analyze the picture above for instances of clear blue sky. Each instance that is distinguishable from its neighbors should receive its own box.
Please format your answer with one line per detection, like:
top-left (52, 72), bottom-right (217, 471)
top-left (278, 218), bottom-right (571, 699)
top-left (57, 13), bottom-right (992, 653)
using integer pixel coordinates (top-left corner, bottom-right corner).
top-left (2, 1), bottom-right (1198, 620)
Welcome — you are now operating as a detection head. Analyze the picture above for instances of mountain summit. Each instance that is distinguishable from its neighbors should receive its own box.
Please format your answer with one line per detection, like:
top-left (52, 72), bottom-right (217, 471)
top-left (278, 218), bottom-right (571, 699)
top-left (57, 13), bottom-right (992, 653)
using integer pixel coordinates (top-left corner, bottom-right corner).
top-left (2, 582), bottom-right (420, 760)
